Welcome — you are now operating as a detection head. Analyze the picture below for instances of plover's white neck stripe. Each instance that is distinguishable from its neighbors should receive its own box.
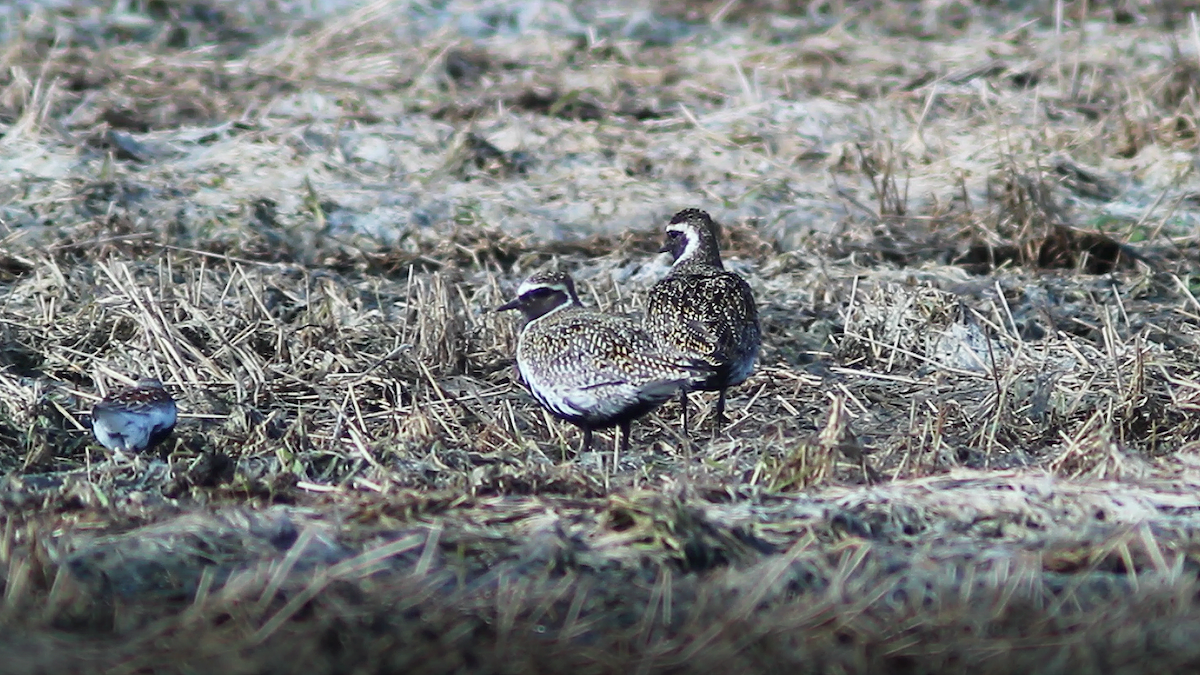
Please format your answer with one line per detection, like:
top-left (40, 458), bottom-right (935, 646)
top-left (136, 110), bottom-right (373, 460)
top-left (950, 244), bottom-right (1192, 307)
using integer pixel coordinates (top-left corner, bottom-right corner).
top-left (669, 224), bottom-right (701, 265)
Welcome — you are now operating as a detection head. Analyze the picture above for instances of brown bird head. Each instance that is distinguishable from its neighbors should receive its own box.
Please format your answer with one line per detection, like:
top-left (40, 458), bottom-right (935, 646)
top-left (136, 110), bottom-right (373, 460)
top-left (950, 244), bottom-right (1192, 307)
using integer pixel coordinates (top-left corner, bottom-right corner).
top-left (496, 270), bottom-right (582, 321)
top-left (661, 208), bottom-right (723, 269)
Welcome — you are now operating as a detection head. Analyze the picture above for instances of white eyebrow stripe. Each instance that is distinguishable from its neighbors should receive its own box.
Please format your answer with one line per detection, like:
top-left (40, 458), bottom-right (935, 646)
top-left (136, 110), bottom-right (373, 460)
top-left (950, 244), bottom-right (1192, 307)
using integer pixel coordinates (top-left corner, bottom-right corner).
top-left (517, 281), bottom-right (569, 296)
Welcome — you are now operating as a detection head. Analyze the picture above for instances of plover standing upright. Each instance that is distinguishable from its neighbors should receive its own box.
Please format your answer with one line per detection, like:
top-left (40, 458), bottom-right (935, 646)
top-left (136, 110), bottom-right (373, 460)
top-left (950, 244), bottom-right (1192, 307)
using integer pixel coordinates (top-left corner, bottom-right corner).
top-left (91, 377), bottom-right (178, 457)
top-left (498, 270), bottom-right (709, 458)
top-left (645, 208), bottom-right (761, 437)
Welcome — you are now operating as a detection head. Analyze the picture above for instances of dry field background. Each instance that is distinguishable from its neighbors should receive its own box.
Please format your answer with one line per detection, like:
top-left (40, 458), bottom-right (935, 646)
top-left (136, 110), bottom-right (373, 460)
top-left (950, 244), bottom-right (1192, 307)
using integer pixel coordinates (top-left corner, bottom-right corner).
top-left (4, 0), bottom-right (1200, 672)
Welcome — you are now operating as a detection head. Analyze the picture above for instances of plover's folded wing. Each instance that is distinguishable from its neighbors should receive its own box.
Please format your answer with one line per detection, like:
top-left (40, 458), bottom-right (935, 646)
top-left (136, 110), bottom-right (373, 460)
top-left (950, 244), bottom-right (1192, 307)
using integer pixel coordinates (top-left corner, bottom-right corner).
top-left (567, 376), bottom-right (687, 422)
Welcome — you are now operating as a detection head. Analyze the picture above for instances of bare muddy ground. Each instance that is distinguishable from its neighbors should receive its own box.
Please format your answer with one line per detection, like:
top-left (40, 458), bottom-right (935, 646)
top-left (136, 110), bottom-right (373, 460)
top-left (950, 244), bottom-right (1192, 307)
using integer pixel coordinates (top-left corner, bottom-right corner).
top-left (4, 1), bottom-right (1200, 673)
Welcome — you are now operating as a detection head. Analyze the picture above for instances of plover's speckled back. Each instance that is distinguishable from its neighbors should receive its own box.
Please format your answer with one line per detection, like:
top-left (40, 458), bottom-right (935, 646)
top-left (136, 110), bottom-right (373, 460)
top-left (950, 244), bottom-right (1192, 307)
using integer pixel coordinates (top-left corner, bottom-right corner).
top-left (91, 377), bottom-right (177, 456)
top-left (645, 208), bottom-right (761, 437)
top-left (498, 269), bottom-right (708, 456)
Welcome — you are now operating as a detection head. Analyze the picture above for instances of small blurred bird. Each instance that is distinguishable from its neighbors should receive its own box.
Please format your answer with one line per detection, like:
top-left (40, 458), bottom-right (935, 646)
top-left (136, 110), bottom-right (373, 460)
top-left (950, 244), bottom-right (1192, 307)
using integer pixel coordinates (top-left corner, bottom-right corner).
top-left (91, 377), bottom-right (177, 457)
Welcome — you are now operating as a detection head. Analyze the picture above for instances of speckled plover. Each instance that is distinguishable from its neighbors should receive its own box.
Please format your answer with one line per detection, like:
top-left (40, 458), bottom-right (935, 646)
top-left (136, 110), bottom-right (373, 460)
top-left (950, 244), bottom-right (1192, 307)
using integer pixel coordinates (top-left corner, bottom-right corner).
top-left (499, 269), bottom-right (709, 456)
top-left (645, 208), bottom-right (761, 437)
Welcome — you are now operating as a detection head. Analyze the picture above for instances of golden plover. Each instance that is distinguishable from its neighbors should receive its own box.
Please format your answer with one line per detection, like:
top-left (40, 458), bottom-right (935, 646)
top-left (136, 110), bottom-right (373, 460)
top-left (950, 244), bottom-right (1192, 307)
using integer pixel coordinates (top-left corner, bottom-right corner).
top-left (91, 377), bottom-right (177, 457)
top-left (498, 270), bottom-right (708, 456)
top-left (645, 208), bottom-right (761, 437)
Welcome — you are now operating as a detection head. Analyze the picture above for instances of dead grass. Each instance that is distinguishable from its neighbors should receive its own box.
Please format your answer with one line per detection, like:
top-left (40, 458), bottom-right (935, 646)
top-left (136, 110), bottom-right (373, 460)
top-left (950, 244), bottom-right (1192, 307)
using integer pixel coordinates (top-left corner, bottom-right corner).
top-left (5, 0), bottom-right (1200, 673)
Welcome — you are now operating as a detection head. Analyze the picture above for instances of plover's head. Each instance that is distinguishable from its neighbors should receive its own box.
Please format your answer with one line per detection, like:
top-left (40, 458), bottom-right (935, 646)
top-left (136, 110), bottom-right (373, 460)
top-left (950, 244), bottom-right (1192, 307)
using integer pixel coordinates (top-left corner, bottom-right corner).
top-left (496, 270), bottom-right (581, 321)
top-left (661, 208), bottom-right (723, 268)
top-left (91, 377), bottom-right (178, 454)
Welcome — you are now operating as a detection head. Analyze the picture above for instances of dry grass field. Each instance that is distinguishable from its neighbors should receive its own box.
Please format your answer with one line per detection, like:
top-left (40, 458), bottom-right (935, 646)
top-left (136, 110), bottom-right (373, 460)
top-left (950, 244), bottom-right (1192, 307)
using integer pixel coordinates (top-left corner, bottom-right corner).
top-left (4, 0), bottom-right (1200, 672)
